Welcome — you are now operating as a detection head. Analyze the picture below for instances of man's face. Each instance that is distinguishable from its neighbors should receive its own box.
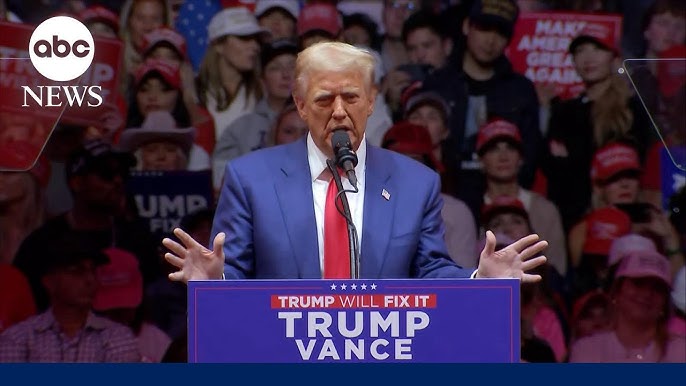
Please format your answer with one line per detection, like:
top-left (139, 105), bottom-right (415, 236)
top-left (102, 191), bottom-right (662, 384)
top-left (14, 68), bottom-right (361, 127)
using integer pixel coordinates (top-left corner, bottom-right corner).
top-left (384, 0), bottom-right (418, 38)
top-left (258, 9), bottom-right (296, 42)
top-left (43, 260), bottom-right (99, 309)
top-left (71, 157), bottom-right (128, 212)
top-left (464, 21), bottom-right (509, 66)
top-left (645, 12), bottom-right (686, 55)
top-left (406, 27), bottom-right (451, 69)
top-left (294, 69), bottom-right (376, 157)
top-left (406, 104), bottom-right (448, 146)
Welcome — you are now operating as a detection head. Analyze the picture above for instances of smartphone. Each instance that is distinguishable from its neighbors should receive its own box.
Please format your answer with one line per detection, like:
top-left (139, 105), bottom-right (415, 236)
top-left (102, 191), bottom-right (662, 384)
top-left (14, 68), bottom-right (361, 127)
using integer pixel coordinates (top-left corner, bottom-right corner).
top-left (614, 203), bottom-right (653, 223)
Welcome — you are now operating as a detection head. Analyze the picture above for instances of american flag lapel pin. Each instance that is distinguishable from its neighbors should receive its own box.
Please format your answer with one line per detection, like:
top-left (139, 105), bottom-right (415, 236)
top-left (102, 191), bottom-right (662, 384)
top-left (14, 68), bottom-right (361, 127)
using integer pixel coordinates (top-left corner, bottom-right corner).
top-left (381, 189), bottom-right (391, 201)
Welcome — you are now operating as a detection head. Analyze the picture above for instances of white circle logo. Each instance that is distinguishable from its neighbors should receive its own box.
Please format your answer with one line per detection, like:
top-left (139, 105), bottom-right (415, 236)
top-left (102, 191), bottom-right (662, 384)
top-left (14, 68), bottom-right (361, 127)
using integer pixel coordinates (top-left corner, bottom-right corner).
top-left (28, 16), bottom-right (95, 82)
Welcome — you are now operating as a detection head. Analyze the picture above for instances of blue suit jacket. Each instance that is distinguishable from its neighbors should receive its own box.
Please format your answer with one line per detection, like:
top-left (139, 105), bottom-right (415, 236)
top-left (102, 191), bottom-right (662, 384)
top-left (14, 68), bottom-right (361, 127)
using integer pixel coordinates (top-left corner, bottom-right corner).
top-left (212, 137), bottom-right (473, 279)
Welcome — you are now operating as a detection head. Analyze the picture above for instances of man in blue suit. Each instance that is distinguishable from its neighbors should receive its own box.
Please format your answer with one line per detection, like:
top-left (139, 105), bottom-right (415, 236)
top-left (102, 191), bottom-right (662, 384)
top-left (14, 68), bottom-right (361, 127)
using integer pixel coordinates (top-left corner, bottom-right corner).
top-left (163, 42), bottom-right (547, 283)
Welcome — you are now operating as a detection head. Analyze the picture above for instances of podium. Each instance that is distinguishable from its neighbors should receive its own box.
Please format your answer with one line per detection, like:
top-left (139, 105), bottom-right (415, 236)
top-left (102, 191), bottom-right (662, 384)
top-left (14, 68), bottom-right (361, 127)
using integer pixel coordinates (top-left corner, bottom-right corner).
top-left (188, 279), bottom-right (520, 363)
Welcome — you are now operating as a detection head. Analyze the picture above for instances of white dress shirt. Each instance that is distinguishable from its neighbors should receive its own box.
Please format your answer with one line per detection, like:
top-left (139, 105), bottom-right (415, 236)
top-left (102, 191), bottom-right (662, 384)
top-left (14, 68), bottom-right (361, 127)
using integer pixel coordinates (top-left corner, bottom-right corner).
top-left (306, 133), bottom-right (366, 275)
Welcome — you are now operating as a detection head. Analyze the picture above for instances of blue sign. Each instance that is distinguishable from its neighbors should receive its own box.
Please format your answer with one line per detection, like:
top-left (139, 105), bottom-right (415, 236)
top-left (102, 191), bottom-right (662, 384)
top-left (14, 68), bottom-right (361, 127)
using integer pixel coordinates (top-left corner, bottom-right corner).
top-left (660, 146), bottom-right (686, 210)
top-left (188, 279), bottom-right (520, 363)
top-left (127, 170), bottom-right (213, 239)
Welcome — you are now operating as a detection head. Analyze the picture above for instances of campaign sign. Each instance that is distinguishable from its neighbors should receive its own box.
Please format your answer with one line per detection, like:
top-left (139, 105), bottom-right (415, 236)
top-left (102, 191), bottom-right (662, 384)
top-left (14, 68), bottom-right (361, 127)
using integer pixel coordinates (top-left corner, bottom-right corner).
top-left (127, 170), bottom-right (213, 240)
top-left (505, 12), bottom-right (622, 99)
top-left (660, 146), bottom-right (686, 209)
top-left (188, 279), bottom-right (520, 363)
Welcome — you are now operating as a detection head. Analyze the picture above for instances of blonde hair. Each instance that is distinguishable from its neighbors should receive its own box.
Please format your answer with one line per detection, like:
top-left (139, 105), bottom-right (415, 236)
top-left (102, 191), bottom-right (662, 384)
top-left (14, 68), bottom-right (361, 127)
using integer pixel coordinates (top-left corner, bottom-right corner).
top-left (119, 0), bottom-right (173, 90)
top-left (198, 36), bottom-right (263, 111)
top-left (134, 143), bottom-right (189, 171)
top-left (293, 42), bottom-right (376, 99)
top-left (591, 74), bottom-right (634, 147)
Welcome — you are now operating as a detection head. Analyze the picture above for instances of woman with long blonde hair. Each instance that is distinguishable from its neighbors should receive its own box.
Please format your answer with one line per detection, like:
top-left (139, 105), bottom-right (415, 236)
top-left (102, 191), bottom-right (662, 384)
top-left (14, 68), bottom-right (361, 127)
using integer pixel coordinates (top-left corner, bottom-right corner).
top-left (199, 7), bottom-right (267, 140)
top-left (543, 28), bottom-right (653, 231)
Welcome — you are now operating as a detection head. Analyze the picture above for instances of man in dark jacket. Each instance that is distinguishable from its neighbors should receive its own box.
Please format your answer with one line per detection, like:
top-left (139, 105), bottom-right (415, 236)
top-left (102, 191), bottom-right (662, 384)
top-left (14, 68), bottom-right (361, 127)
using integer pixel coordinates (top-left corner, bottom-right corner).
top-left (422, 0), bottom-right (542, 225)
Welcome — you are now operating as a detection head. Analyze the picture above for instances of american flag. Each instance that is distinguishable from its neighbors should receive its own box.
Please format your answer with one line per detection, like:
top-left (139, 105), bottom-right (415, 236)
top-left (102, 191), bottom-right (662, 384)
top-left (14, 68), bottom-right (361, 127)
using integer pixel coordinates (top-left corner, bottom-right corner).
top-left (174, 0), bottom-right (222, 73)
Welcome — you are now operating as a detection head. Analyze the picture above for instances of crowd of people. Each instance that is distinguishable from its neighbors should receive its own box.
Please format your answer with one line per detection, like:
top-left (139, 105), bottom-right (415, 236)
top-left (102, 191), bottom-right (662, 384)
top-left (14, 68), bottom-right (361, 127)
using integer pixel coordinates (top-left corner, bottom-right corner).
top-left (0, 0), bottom-right (684, 363)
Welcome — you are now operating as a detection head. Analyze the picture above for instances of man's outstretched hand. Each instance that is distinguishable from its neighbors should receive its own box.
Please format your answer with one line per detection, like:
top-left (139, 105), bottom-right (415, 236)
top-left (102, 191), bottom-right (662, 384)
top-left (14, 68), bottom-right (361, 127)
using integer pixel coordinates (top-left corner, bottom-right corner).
top-left (476, 231), bottom-right (548, 283)
top-left (162, 228), bottom-right (225, 284)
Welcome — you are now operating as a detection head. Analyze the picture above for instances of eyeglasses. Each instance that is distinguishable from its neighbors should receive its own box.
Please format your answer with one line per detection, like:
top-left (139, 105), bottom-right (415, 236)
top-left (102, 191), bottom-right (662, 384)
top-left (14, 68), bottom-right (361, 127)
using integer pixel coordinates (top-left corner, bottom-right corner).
top-left (388, 0), bottom-right (418, 11)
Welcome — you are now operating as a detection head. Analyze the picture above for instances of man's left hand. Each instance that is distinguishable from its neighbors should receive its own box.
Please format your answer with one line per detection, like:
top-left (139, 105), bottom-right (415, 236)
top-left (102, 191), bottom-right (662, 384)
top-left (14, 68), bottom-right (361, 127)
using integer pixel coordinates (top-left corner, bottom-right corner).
top-left (476, 231), bottom-right (548, 283)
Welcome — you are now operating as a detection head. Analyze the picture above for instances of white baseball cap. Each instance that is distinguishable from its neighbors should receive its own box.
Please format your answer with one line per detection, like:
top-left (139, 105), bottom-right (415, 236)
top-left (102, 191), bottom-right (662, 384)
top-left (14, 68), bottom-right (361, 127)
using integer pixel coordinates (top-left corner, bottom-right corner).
top-left (254, 0), bottom-right (299, 20)
top-left (208, 7), bottom-right (269, 42)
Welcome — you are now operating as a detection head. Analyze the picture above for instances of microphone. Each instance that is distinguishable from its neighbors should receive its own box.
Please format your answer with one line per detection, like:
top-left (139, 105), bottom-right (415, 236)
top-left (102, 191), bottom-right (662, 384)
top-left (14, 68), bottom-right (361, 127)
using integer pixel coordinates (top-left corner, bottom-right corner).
top-left (331, 129), bottom-right (358, 188)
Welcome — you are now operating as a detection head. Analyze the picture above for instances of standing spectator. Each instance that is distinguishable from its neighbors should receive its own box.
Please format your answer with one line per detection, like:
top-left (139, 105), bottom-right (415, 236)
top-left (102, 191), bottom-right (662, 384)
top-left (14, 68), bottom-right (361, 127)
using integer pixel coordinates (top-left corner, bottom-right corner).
top-left (254, 0), bottom-right (299, 43)
top-left (381, 9), bottom-right (453, 116)
top-left (212, 39), bottom-right (297, 185)
top-left (119, 0), bottom-right (173, 85)
top-left (642, 0), bottom-right (685, 61)
top-left (199, 7), bottom-right (268, 139)
top-left (544, 25), bottom-right (652, 230)
top-left (477, 119), bottom-right (568, 276)
top-left (402, 89), bottom-right (459, 197)
top-left (127, 59), bottom-right (211, 171)
top-left (380, 0), bottom-right (419, 73)
top-left (0, 240), bottom-right (140, 362)
top-left (423, 0), bottom-right (542, 222)
top-left (93, 248), bottom-right (172, 362)
top-left (569, 251), bottom-right (686, 362)
top-left (402, 10), bottom-right (453, 71)
top-left (13, 140), bottom-right (161, 311)
top-left (140, 27), bottom-right (214, 156)
top-left (119, 111), bottom-right (196, 172)
top-left (382, 122), bottom-right (477, 269)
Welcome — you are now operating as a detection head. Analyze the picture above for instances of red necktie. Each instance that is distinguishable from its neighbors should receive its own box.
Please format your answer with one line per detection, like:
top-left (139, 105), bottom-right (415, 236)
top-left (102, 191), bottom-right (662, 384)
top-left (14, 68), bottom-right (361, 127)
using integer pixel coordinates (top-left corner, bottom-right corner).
top-left (323, 171), bottom-right (351, 279)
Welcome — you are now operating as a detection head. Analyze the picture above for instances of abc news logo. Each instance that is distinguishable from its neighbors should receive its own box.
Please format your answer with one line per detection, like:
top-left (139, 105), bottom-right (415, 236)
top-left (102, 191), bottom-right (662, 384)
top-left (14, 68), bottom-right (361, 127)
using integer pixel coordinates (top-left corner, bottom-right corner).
top-left (22, 16), bottom-right (102, 107)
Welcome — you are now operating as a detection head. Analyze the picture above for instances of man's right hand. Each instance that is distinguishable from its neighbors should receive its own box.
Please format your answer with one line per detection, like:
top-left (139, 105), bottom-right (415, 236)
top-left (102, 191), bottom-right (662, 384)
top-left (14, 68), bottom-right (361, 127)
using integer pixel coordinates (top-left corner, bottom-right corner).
top-left (162, 228), bottom-right (225, 283)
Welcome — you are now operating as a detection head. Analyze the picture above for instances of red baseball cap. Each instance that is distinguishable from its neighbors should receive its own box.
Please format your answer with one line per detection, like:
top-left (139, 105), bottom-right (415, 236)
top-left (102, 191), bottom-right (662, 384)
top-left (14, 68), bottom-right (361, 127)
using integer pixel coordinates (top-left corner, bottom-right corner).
top-left (93, 247), bottom-right (143, 311)
top-left (582, 207), bottom-right (632, 256)
top-left (481, 195), bottom-right (529, 225)
top-left (569, 22), bottom-right (618, 54)
top-left (590, 142), bottom-right (641, 183)
top-left (297, 3), bottom-right (342, 37)
top-left (657, 45), bottom-right (686, 98)
top-left (476, 118), bottom-right (522, 155)
top-left (382, 121), bottom-right (444, 172)
top-left (142, 27), bottom-right (187, 60)
top-left (78, 5), bottom-right (119, 34)
top-left (134, 59), bottom-right (181, 90)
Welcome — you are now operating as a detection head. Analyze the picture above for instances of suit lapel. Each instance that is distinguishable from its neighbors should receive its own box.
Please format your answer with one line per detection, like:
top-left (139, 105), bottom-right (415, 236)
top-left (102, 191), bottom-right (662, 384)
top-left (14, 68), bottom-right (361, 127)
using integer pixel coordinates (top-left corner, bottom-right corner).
top-left (274, 138), bottom-right (321, 278)
top-left (361, 145), bottom-right (395, 278)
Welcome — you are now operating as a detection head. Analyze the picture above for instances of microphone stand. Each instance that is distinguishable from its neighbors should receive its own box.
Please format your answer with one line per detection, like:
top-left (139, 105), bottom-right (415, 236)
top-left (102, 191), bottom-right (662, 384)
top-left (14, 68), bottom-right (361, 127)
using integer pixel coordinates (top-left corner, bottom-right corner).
top-left (326, 159), bottom-right (360, 279)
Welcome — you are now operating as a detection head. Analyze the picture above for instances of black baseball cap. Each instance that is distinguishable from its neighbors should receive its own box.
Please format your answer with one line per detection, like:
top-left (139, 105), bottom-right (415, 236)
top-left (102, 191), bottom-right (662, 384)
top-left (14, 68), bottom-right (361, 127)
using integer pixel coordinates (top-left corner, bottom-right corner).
top-left (66, 139), bottom-right (136, 180)
top-left (41, 235), bottom-right (110, 276)
top-left (261, 39), bottom-right (298, 70)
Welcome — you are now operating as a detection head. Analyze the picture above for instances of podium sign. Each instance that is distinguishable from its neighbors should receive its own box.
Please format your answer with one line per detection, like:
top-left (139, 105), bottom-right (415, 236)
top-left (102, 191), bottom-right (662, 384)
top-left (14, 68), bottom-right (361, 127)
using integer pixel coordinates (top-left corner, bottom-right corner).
top-left (189, 279), bottom-right (520, 363)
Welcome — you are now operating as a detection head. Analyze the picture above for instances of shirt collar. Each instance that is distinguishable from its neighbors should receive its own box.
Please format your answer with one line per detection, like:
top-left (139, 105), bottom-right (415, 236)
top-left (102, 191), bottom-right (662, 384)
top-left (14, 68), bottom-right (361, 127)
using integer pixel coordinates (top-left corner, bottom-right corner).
top-left (34, 309), bottom-right (109, 332)
top-left (306, 132), bottom-right (367, 183)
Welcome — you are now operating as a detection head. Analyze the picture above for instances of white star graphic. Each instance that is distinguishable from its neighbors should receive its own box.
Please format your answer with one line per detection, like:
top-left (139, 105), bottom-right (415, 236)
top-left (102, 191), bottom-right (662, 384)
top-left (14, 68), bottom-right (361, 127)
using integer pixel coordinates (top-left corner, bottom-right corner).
top-left (330, 284), bottom-right (337, 290)
top-left (341, 283), bottom-right (347, 290)
top-left (370, 283), bottom-right (377, 290)
top-left (360, 284), bottom-right (367, 290)
top-left (350, 284), bottom-right (357, 290)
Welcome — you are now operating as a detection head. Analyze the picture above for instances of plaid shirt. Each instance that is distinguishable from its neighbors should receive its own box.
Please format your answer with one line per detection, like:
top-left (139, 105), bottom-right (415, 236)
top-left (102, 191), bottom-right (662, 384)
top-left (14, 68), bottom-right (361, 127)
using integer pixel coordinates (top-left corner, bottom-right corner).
top-left (0, 309), bottom-right (140, 362)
